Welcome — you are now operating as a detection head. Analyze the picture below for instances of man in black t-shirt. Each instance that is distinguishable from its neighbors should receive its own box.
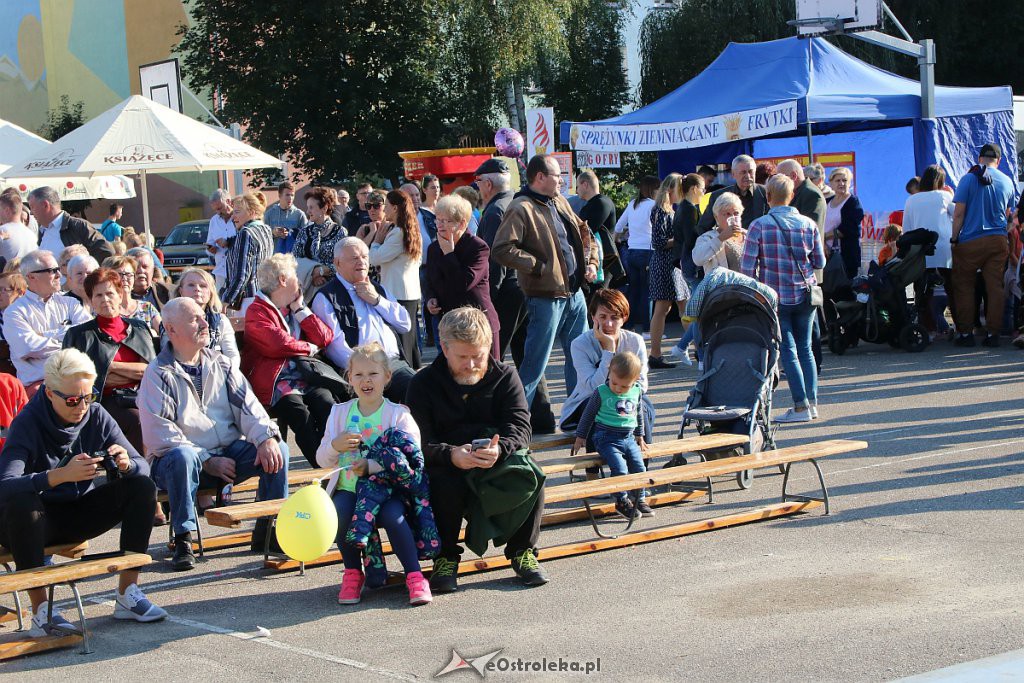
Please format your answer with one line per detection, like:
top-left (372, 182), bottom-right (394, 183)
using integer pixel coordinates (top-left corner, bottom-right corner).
top-left (576, 170), bottom-right (624, 288)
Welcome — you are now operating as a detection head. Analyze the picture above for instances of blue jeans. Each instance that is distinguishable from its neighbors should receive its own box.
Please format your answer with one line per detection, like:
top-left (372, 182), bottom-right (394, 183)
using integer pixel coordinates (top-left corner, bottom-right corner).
top-left (333, 490), bottom-right (420, 574)
top-left (625, 248), bottom-right (652, 332)
top-left (778, 297), bottom-right (817, 407)
top-left (591, 425), bottom-right (647, 502)
top-left (520, 290), bottom-right (587, 405)
top-left (151, 439), bottom-right (290, 536)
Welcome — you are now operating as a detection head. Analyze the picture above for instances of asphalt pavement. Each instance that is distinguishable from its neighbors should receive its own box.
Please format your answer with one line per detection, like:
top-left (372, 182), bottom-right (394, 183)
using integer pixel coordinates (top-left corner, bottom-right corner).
top-left (1, 331), bottom-right (1022, 682)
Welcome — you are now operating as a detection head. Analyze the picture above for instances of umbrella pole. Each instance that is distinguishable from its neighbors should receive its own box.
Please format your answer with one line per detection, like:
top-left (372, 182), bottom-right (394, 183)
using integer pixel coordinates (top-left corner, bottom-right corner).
top-left (140, 170), bottom-right (152, 247)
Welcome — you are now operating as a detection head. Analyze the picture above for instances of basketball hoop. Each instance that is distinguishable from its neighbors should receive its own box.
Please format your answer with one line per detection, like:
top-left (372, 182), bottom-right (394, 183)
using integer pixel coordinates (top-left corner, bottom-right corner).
top-left (787, 16), bottom-right (851, 35)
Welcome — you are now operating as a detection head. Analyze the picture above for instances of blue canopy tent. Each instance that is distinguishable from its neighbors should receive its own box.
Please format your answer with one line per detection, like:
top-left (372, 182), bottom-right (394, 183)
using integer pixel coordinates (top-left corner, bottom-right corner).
top-left (560, 36), bottom-right (1016, 216)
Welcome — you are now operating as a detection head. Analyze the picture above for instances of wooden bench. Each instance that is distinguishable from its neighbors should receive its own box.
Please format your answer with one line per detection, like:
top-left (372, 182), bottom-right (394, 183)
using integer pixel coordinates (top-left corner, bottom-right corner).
top-left (0, 552), bottom-right (152, 659)
top-left (203, 432), bottom-right (751, 570)
top-left (0, 543), bottom-right (89, 631)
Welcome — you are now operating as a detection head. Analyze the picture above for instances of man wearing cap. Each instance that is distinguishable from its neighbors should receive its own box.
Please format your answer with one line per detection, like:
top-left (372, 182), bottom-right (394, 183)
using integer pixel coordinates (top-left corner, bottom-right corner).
top-left (950, 143), bottom-right (1016, 348)
top-left (475, 158), bottom-right (556, 433)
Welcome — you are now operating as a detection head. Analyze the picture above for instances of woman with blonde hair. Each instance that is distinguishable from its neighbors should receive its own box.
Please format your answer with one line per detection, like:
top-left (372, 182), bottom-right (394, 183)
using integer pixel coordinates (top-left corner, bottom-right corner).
top-left (221, 191), bottom-right (273, 309)
top-left (647, 173), bottom-right (690, 368)
top-left (824, 167), bottom-right (864, 278)
top-left (172, 267), bottom-right (240, 367)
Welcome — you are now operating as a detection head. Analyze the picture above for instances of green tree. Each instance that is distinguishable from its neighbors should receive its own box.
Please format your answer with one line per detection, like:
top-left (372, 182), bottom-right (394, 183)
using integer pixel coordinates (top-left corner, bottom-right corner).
top-left (177, 1), bottom-right (464, 183)
top-left (534, 0), bottom-right (631, 123)
top-left (38, 94), bottom-right (85, 141)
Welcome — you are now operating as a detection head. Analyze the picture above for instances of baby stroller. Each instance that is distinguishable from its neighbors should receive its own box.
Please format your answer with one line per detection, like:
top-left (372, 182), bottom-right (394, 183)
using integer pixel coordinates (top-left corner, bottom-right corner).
top-left (676, 283), bottom-right (780, 489)
top-left (825, 228), bottom-right (937, 355)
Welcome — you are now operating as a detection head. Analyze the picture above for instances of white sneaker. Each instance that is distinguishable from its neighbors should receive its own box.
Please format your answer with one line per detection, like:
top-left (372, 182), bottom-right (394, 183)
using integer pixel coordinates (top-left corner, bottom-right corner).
top-left (775, 408), bottom-right (812, 424)
top-left (664, 346), bottom-right (693, 366)
top-left (114, 584), bottom-right (168, 622)
top-left (810, 403), bottom-right (819, 419)
top-left (29, 602), bottom-right (80, 637)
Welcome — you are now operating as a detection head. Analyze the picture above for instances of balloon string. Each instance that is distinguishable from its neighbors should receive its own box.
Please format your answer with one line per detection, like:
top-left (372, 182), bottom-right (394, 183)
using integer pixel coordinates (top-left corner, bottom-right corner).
top-left (313, 465), bottom-right (351, 485)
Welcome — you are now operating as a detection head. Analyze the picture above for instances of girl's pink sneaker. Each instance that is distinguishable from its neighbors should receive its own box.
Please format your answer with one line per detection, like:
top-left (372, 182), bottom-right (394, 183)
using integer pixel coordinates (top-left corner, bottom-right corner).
top-left (406, 571), bottom-right (432, 606)
top-left (337, 569), bottom-right (365, 604)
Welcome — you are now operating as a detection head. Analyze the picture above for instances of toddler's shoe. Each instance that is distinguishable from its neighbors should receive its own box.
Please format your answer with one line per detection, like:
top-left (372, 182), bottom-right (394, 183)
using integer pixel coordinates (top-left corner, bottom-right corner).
top-left (635, 499), bottom-right (656, 517)
top-left (406, 571), bottom-right (432, 606)
top-left (337, 568), bottom-right (365, 605)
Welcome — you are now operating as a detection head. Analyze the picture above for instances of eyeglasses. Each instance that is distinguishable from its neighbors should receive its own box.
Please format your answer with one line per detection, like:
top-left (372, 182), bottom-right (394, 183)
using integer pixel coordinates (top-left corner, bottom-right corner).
top-left (30, 267), bottom-right (60, 276)
top-left (0, 286), bottom-right (17, 294)
top-left (115, 271), bottom-right (135, 280)
top-left (356, 190), bottom-right (371, 197)
top-left (49, 387), bottom-right (100, 407)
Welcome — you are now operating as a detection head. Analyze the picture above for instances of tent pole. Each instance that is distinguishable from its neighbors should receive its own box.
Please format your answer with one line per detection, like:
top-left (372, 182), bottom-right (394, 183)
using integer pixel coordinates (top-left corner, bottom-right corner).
top-left (140, 170), bottom-right (152, 246)
top-left (805, 39), bottom-right (815, 164)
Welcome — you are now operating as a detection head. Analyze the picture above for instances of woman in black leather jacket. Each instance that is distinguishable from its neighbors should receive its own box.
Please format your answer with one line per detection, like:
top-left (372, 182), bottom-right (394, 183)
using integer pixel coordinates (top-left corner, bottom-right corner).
top-left (63, 268), bottom-right (155, 455)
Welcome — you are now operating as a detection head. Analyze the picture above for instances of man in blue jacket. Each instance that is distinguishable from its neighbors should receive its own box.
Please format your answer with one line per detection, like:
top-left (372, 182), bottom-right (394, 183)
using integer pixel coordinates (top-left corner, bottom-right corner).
top-left (0, 348), bottom-right (167, 636)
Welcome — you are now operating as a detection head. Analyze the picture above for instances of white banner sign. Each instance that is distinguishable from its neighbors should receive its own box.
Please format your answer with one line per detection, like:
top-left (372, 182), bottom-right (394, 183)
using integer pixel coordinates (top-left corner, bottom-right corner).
top-left (526, 107), bottom-right (556, 157)
top-left (569, 101), bottom-right (798, 152)
top-left (575, 150), bottom-right (620, 168)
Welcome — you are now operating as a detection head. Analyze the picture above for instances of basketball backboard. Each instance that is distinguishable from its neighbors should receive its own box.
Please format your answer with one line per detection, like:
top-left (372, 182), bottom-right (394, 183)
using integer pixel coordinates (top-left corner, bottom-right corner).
top-left (793, 0), bottom-right (882, 37)
top-left (139, 58), bottom-right (183, 113)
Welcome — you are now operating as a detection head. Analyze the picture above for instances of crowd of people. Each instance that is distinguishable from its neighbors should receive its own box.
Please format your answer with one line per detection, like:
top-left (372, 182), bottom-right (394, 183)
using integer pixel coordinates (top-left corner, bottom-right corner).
top-left (0, 144), bottom-right (1016, 633)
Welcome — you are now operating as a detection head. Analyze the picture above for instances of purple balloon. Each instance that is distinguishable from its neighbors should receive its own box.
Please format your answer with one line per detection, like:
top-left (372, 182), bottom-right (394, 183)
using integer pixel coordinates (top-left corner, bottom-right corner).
top-left (494, 127), bottom-right (524, 158)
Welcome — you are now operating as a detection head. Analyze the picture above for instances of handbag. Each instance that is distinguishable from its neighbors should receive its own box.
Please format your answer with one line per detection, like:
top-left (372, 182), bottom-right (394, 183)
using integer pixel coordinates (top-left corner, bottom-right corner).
top-left (291, 356), bottom-right (353, 401)
top-left (821, 236), bottom-right (851, 294)
top-left (771, 215), bottom-right (824, 307)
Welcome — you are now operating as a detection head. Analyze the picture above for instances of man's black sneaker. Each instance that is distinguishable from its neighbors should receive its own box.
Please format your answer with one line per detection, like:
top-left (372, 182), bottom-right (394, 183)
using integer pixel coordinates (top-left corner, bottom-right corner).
top-left (429, 556), bottom-right (460, 593)
top-left (614, 498), bottom-right (637, 519)
top-left (635, 499), bottom-right (656, 517)
top-left (648, 356), bottom-right (677, 369)
top-left (251, 518), bottom-right (282, 554)
top-left (981, 334), bottom-right (1000, 348)
top-left (953, 334), bottom-right (976, 347)
top-left (172, 533), bottom-right (196, 571)
top-left (510, 549), bottom-right (549, 587)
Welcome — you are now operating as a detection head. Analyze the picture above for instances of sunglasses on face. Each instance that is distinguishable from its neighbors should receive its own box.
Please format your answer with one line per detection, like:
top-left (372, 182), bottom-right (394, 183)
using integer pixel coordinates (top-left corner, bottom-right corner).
top-left (49, 387), bottom-right (100, 407)
top-left (30, 267), bottom-right (60, 276)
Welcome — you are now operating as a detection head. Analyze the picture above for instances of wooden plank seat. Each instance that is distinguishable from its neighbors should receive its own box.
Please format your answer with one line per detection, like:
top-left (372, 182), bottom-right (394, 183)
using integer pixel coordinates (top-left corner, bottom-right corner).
top-left (205, 433), bottom-right (749, 531)
top-left (0, 552), bottom-right (152, 659)
top-left (0, 543), bottom-right (89, 631)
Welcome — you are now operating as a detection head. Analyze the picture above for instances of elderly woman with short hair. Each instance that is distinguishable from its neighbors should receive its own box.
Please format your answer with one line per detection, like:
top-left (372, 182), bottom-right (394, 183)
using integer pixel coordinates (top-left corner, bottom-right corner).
top-left (172, 267), bottom-right (239, 367)
top-left (63, 268), bottom-right (156, 455)
top-left (242, 253), bottom-right (335, 467)
top-left (65, 253), bottom-right (99, 308)
top-left (294, 186), bottom-right (345, 289)
top-left (824, 167), bottom-right (864, 278)
top-left (0, 348), bottom-right (166, 630)
top-left (102, 255), bottom-right (161, 336)
top-left (693, 192), bottom-right (747, 274)
top-left (424, 194), bottom-right (500, 359)
top-left (742, 174), bottom-right (825, 423)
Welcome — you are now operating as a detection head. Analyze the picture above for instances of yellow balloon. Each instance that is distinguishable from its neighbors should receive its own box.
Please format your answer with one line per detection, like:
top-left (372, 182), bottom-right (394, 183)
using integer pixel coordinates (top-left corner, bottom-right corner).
top-left (274, 484), bottom-right (338, 563)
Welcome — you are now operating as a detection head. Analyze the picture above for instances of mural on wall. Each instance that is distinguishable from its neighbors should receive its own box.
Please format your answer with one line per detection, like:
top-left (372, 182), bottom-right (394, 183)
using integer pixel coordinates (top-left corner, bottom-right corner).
top-left (0, 1), bottom-right (214, 233)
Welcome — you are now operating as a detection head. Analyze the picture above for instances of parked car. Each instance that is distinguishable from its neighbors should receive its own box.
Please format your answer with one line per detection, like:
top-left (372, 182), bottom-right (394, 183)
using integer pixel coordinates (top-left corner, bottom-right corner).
top-left (159, 220), bottom-right (213, 278)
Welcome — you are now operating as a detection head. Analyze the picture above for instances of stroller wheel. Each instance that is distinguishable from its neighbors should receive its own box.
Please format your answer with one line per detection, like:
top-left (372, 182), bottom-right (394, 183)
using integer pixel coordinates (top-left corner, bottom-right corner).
top-left (736, 470), bottom-right (752, 489)
top-left (899, 323), bottom-right (929, 352)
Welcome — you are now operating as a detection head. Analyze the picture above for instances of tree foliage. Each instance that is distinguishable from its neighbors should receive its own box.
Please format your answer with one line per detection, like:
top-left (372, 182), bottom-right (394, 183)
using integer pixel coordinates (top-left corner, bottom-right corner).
top-left (534, 0), bottom-right (631, 123)
top-left (38, 94), bottom-right (86, 141)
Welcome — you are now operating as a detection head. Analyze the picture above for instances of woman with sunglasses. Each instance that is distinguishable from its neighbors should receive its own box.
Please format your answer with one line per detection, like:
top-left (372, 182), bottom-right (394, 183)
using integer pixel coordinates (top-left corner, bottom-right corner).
top-left (102, 255), bottom-right (161, 337)
top-left (63, 268), bottom-right (156, 457)
top-left (0, 348), bottom-right (167, 634)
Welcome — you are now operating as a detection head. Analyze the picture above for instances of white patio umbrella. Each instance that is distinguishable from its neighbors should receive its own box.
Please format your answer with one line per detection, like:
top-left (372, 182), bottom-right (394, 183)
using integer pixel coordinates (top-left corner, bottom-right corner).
top-left (3, 95), bottom-right (283, 241)
top-left (0, 117), bottom-right (137, 201)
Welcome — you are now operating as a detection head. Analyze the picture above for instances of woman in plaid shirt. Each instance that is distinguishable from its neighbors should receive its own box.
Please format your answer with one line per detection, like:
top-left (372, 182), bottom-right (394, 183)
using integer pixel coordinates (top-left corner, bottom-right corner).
top-left (741, 174), bottom-right (825, 424)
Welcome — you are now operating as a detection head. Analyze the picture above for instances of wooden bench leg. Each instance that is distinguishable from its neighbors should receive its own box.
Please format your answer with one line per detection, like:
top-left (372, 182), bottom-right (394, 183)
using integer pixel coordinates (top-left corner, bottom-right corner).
top-left (781, 458), bottom-right (831, 515)
top-left (663, 452), bottom-right (715, 503)
top-left (580, 497), bottom-right (639, 540)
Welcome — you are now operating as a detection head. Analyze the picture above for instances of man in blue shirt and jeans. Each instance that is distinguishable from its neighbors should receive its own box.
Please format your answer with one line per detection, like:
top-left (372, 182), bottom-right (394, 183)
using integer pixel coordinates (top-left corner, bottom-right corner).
top-left (950, 143), bottom-right (1016, 347)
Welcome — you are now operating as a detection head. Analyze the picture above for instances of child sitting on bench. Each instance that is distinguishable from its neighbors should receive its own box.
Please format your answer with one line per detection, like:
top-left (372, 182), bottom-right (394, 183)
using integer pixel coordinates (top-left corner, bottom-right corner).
top-left (316, 342), bottom-right (436, 607)
top-left (572, 351), bottom-right (653, 520)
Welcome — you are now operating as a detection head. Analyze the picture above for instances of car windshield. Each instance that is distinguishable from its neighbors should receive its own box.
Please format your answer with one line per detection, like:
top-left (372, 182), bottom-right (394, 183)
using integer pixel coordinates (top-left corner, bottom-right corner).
top-left (161, 224), bottom-right (208, 246)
